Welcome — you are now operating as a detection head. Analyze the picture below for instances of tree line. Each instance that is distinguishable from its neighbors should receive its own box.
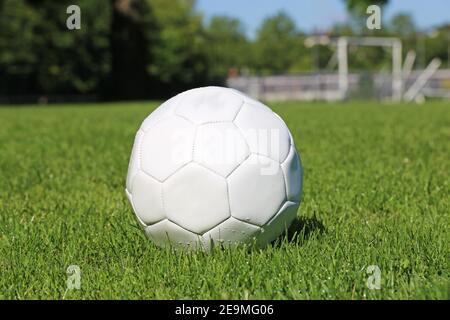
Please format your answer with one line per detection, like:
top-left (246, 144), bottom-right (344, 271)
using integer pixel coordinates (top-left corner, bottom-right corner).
top-left (0, 0), bottom-right (448, 100)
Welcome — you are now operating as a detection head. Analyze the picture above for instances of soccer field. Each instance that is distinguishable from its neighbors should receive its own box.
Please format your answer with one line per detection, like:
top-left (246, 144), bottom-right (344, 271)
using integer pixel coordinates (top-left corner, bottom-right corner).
top-left (0, 101), bottom-right (448, 299)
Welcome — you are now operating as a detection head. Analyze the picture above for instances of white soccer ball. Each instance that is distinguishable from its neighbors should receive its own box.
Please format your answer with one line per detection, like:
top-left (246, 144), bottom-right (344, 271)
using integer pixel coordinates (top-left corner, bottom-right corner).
top-left (126, 86), bottom-right (303, 250)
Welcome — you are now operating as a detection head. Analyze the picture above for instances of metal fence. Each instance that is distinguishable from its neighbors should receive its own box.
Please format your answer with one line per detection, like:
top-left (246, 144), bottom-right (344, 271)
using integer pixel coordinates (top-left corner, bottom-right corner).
top-left (227, 69), bottom-right (450, 101)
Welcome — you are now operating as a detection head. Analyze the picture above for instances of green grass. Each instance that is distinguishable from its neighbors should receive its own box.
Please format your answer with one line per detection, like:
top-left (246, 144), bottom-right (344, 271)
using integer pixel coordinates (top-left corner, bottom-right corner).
top-left (0, 100), bottom-right (449, 299)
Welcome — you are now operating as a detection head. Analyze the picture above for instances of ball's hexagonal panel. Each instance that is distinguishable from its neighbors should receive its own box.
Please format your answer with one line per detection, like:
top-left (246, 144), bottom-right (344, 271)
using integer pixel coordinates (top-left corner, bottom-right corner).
top-left (140, 116), bottom-right (195, 182)
top-left (234, 102), bottom-right (290, 163)
top-left (145, 219), bottom-right (201, 249)
top-left (175, 87), bottom-right (243, 124)
top-left (125, 189), bottom-right (147, 228)
top-left (201, 217), bottom-right (261, 249)
top-left (281, 146), bottom-right (303, 202)
top-left (228, 155), bottom-right (286, 226)
top-left (194, 123), bottom-right (250, 177)
top-left (126, 129), bottom-right (144, 193)
top-left (163, 163), bottom-right (230, 234)
top-left (140, 93), bottom-right (182, 132)
top-left (131, 171), bottom-right (165, 225)
top-left (256, 201), bottom-right (298, 247)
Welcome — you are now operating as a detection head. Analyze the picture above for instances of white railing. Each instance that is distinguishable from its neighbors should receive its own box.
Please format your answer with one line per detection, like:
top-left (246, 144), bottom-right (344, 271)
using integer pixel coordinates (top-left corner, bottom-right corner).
top-left (227, 69), bottom-right (450, 101)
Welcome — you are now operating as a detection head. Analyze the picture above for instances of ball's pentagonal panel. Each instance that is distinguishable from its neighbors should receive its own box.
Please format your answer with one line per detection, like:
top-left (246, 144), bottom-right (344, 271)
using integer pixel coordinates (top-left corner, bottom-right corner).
top-left (194, 123), bottom-right (250, 177)
top-left (175, 87), bottom-right (243, 124)
top-left (140, 116), bottom-right (195, 182)
top-left (145, 219), bottom-right (201, 249)
top-left (131, 172), bottom-right (165, 225)
top-left (126, 129), bottom-right (144, 193)
top-left (163, 163), bottom-right (230, 234)
top-left (140, 93), bottom-right (182, 132)
top-left (201, 217), bottom-right (261, 248)
top-left (234, 102), bottom-right (291, 163)
top-left (257, 201), bottom-right (299, 246)
top-left (281, 145), bottom-right (303, 202)
top-left (228, 155), bottom-right (286, 226)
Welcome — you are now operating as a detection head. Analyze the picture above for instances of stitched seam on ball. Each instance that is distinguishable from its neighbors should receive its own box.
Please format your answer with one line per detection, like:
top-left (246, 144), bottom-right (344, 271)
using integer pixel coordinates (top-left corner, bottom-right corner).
top-left (199, 215), bottom-right (231, 236)
top-left (231, 216), bottom-right (263, 229)
top-left (266, 201), bottom-right (291, 226)
top-left (161, 183), bottom-right (166, 218)
top-left (146, 216), bottom-right (165, 227)
top-left (166, 218), bottom-right (202, 236)
top-left (250, 153), bottom-right (283, 174)
top-left (192, 125), bottom-right (198, 161)
top-left (161, 161), bottom-right (191, 183)
top-left (281, 145), bottom-right (294, 166)
top-left (125, 190), bottom-right (147, 228)
top-left (140, 169), bottom-right (163, 183)
top-left (174, 113), bottom-right (196, 125)
top-left (280, 148), bottom-right (292, 200)
top-left (224, 153), bottom-right (250, 179)
top-left (232, 120), bottom-right (289, 164)
top-left (232, 100), bottom-right (245, 122)
top-left (231, 122), bottom-right (251, 152)
top-left (194, 161), bottom-right (226, 179)
top-left (137, 129), bottom-right (143, 171)
top-left (200, 120), bottom-right (234, 125)
top-left (140, 116), bottom-right (172, 133)
top-left (225, 180), bottom-right (232, 217)
top-left (262, 201), bottom-right (299, 229)
top-left (281, 163), bottom-right (289, 201)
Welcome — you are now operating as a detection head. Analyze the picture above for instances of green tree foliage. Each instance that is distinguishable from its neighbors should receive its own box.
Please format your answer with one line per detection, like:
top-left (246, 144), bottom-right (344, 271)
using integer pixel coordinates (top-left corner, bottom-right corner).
top-left (390, 13), bottom-right (416, 38)
top-left (0, 0), bottom-right (111, 97)
top-left (147, 0), bottom-right (209, 96)
top-left (0, 0), bottom-right (448, 100)
top-left (0, 0), bottom-right (40, 94)
top-left (253, 12), bottom-right (310, 74)
top-left (425, 25), bottom-right (450, 67)
top-left (204, 16), bottom-right (250, 81)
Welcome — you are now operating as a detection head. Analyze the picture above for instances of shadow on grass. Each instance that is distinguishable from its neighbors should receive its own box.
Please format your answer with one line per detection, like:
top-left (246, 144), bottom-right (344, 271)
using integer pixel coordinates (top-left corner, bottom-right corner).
top-left (272, 215), bottom-right (326, 247)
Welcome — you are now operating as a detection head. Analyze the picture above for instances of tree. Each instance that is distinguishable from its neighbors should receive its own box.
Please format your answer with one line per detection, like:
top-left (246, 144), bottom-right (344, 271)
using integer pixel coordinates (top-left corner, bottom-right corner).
top-left (147, 0), bottom-right (209, 96)
top-left (425, 24), bottom-right (450, 67)
top-left (0, 0), bottom-right (40, 95)
top-left (204, 16), bottom-right (250, 81)
top-left (253, 11), bottom-right (306, 74)
top-left (390, 13), bottom-right (416, 38)
top-left (0, 0), bottom-right (112, 97)
top-left (110, 0), bottom-right (156, 99)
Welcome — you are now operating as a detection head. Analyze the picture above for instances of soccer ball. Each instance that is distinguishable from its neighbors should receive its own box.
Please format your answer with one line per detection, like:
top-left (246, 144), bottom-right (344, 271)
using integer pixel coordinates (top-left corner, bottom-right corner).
top-left (125, 86), bottom-right (303, 250)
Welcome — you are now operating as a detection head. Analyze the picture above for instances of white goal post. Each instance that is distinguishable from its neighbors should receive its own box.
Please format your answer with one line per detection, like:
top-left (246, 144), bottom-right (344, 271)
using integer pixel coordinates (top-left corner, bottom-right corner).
top-left (305, 36), bottom-right (403, 101)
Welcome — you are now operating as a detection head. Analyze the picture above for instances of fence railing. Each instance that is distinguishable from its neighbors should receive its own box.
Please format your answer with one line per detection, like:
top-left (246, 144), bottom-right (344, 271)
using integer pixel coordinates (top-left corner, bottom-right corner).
top-left (227, 69), bottom-right (450, 101)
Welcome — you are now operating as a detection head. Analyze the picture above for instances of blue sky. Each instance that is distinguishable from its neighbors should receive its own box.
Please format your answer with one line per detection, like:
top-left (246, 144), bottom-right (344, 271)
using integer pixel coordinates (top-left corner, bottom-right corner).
top-left (196, 0), bottom-right (450, 37)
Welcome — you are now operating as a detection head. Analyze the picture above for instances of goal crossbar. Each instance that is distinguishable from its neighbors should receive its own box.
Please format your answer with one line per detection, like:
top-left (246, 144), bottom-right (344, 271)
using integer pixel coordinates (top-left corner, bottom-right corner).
top-left (305, 36), bottom-right (403, 101)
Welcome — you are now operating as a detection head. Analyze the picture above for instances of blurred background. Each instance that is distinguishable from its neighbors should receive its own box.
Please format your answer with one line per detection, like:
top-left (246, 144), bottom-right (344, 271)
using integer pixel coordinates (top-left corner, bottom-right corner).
top-left (0, 0), bottom-right (449, 104)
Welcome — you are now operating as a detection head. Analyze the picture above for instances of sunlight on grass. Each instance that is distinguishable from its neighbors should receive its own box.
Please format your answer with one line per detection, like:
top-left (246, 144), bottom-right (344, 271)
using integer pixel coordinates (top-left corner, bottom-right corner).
top-left (0, 101), bottom-right (448, 299)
